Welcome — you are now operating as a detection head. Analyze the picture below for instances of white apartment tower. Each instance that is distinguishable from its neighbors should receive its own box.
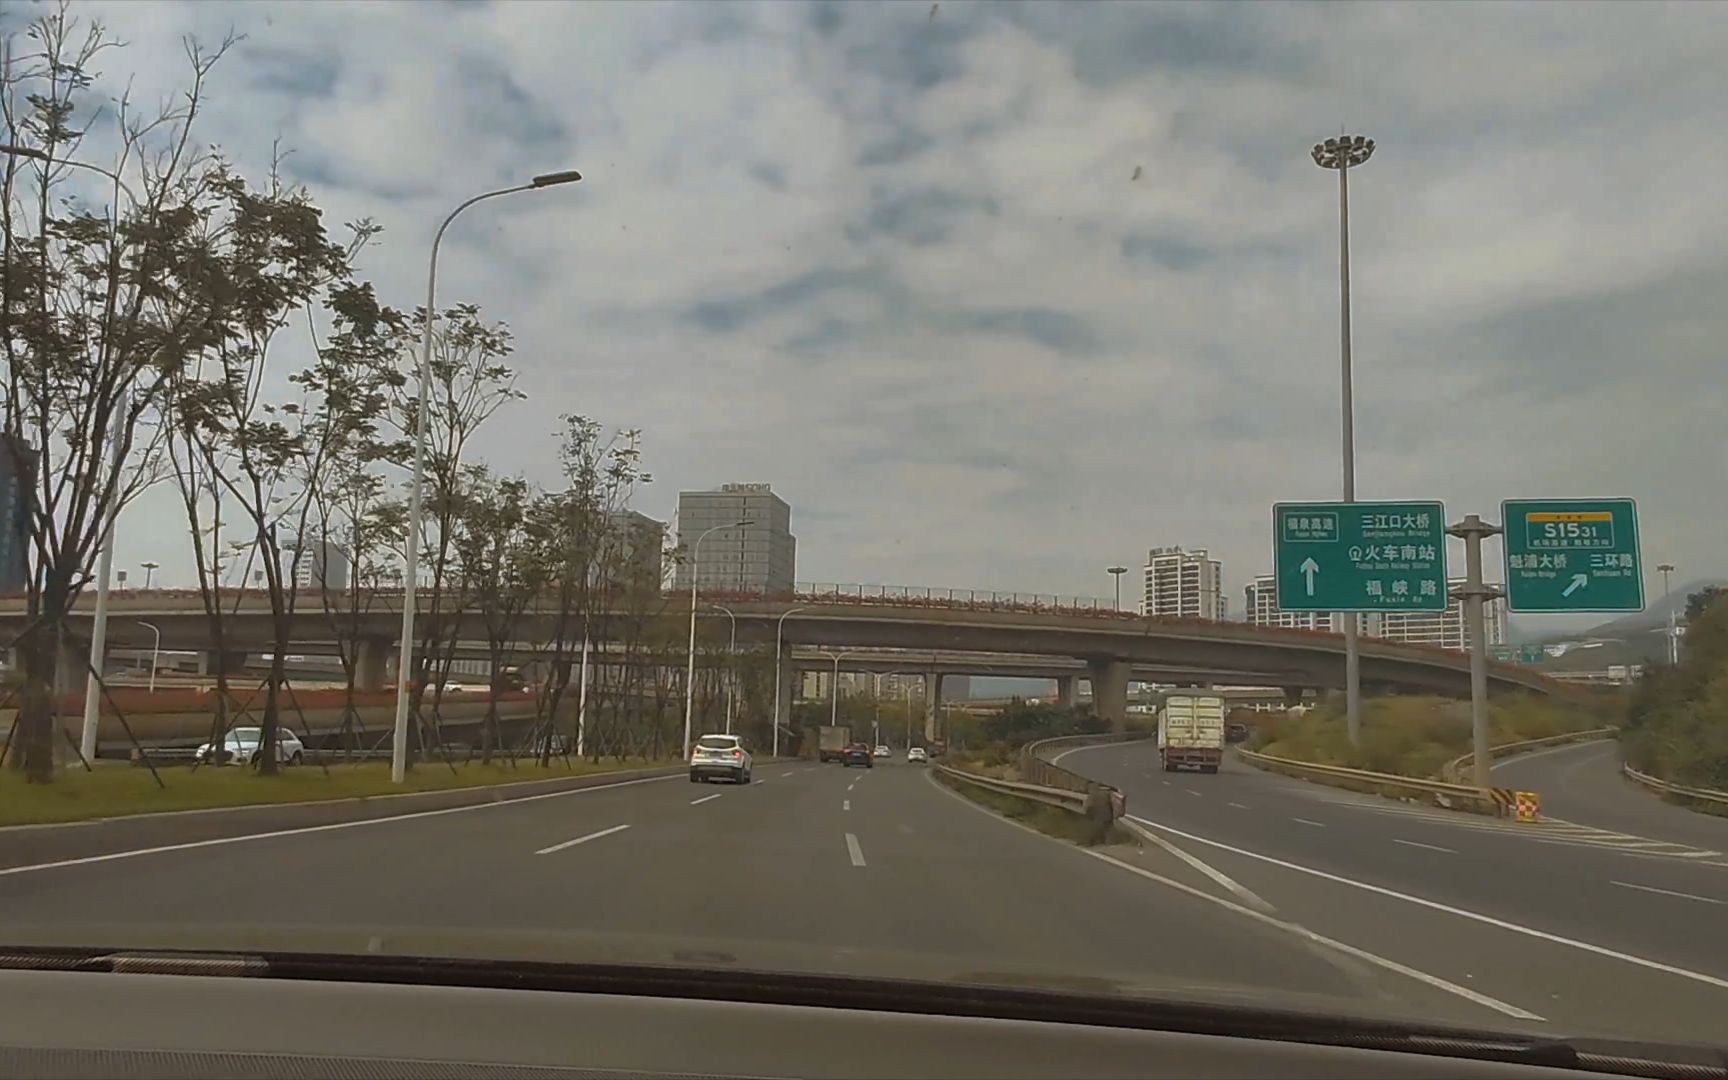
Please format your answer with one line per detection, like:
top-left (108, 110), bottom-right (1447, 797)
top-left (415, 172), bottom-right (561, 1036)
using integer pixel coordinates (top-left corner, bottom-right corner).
top-left (1142, 547), bottom-right (1224, 620)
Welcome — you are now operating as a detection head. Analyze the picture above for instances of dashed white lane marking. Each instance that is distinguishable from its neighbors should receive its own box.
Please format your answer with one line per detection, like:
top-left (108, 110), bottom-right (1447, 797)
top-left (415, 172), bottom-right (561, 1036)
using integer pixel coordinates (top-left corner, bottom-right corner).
top-left (781, 770), bottom-right (795, 778)
top-left (1185, 789), bottom-right (1203, 798)
top-left (1611, 880), bottom-right (1726, 905)
top-left (535, 823), bottom-right (631, 855)
top-left (1392, 838), bottom-right (1457, 854)
top-left (1228, 802), bottom-right (1251, 810)
top-left (1292, 817), bottom-right (1326, 828)
top-left (690, 793), bottom-right (723, 806)
top-left (845, 832), bottom-right (866, 867)
top-left (843, 799), bottom-right (851, 812)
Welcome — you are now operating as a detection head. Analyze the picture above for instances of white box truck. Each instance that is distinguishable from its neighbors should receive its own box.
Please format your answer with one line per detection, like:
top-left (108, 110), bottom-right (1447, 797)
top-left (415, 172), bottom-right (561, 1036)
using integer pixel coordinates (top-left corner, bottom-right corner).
top-left (1157, 694), bottom-right (1225, 773)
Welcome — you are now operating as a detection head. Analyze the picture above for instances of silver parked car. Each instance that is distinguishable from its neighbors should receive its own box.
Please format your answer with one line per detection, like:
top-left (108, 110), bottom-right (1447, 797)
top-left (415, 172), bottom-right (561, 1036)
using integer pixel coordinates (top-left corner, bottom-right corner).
top-left (196, 726), bottom-right (306, 766)
top-left (689, 734), bottom-right (752, 784)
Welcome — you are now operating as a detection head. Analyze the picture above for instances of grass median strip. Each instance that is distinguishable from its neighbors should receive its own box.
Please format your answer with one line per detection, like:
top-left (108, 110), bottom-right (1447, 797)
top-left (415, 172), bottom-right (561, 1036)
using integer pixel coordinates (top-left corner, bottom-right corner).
top-left (0, 758), bottom-right (682, 827)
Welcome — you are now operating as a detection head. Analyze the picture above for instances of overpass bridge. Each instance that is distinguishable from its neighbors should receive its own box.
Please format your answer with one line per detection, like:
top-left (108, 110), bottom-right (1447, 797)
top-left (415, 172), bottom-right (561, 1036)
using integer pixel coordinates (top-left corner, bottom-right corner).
top-left (0, 590), bottom-right (1559, 735)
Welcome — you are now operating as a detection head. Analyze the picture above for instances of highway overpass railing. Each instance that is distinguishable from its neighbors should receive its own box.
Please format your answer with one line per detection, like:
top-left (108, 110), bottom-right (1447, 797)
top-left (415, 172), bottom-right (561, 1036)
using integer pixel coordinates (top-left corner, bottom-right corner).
top-left (1622, 764), bottom-right (1728, 809)
top-left (1441, 727), bottom-right (1617, 784)
top-left (1236, 746), bottom-right (1512, 817)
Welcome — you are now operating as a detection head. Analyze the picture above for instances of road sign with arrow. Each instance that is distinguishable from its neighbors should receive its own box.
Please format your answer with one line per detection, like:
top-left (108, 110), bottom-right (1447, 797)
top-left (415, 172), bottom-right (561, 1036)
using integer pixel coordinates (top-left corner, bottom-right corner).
top-left (1501, 498), bottom-right (1643, 613)
top-left (1272, 501), bottom-right (1448, 613)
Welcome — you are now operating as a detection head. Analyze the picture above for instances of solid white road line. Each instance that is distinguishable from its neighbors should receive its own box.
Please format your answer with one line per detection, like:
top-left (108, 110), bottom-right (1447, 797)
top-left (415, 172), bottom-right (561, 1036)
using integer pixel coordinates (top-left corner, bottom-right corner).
top-left (1611, 880), bottom-right (1726, 905)
top-left (1392, 839), bottom-right (1457, 854)
top-left (1081, 845), bottom-right (1544, 1021)
top-left (690, 793), bottom-right (723, 806)
top-left (845, 832), bottom-right (866, 867)
top-left (0, 773), bottom-right (678, 880)
top-left (843, 799), bottom-right (851, 812)
top-left (927, 775), bottom-right (1538, 1022)
top-left (1138, 818), bottom-right (1728, 994)
top-left (534, 823), bottom-right (631, 855)
top-left (1122, 817), bottom-right (1274, 915)
top-left (1292, 817), bottom-right (1326, 827)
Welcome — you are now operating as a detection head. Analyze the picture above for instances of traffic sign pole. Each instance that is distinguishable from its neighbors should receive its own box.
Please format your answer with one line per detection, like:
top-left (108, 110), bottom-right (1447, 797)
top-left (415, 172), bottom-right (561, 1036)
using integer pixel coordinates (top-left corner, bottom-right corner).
top-left (1446, 513), bottom-right (1504, 791)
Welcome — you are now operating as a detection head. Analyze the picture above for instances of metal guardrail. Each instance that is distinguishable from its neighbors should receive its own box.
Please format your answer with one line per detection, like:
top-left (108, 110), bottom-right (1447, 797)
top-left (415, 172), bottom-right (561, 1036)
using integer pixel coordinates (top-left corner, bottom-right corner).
top-left (1623, 764), bottom-right (1728, 808)
top-left (1236, 746), bottom-right (1509, 816)
top-left (933, 763), bottom-right (1096, 814)
top-left (1018, 732), bottom-right (1145, 817)
top-left (1442, 727), bottom-right (1617, 784)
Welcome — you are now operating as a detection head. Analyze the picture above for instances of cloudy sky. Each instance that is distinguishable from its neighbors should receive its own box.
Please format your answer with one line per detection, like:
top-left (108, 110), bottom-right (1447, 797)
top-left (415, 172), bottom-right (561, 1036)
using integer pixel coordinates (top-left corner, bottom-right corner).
top-left (23, 0), bottom-right (1728, 621)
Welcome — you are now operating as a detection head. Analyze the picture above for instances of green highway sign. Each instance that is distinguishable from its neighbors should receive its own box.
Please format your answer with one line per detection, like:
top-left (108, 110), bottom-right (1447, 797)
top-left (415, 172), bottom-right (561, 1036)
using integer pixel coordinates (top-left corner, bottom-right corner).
top-left (1272, 501), bottom-right (1448, 612)
top-left (1501, 498), bottom-right (1643, 613)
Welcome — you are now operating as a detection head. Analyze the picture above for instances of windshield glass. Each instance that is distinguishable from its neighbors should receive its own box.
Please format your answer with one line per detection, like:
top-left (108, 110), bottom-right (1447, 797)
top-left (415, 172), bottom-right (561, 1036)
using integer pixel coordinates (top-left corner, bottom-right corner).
top-left (0, 1), bottom-right (1722, 1069)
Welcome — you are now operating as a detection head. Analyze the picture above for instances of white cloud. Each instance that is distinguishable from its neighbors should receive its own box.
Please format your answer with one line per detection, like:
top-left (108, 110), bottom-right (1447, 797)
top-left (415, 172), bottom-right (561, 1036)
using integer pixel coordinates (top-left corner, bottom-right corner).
top-left (54, 0), bottom-right (1727, 617)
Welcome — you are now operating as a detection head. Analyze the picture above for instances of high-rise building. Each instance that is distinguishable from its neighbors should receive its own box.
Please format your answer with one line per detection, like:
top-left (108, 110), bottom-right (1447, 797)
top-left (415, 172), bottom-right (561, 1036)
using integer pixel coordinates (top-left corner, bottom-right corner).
top-left (673, 483), bottom-right (796, 593)
top-left (1142, 547), bottom-right (1224, 620)
top-left (605, 510), bottom-right (666, 589)
top-left (1373, 578), bottom-right (1507, 652)
top-left (288, 536), bottom-right (351, 593)
top-left (0, 434), bottom-right (36, 594)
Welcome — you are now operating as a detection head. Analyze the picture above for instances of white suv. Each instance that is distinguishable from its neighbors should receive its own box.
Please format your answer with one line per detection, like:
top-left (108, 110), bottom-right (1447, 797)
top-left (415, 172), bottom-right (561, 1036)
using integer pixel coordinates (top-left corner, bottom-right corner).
top-left (689, 734), bottom-right (752, 784)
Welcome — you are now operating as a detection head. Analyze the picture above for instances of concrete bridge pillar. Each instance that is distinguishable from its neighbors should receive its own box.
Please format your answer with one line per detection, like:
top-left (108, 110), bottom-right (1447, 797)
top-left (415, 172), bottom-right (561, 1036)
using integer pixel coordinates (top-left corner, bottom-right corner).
top-left (1283, 686), bottom-right (1305, 708)
top-left (354, 637), bottom-right (393, 693)
top-left (1054, 675), bottom-right (1078, 710)
top-left (1086, 658), bottom-right (1130, 732)
top-left (923, 673), bottom-right (944, 744)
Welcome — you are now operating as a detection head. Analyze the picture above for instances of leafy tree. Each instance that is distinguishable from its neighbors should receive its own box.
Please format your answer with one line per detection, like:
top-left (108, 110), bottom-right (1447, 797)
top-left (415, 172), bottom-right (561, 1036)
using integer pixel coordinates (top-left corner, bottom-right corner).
top-left (0, 8), bottom-right (235, 779)
top-left (381, 305), bottom-right (519, 764)
top-left (172, 167), bottom-right (379, 774)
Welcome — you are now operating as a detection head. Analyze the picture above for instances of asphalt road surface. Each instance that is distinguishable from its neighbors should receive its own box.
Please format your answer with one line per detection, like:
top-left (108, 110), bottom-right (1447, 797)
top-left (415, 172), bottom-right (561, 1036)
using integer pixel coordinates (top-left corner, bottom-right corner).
top-left (1492, 738), bottom-right (1728, 854)
top-left (1, 750), bottom-right (1724, 1054)
top-left (1060, 740), bottom-right (1728, 1048)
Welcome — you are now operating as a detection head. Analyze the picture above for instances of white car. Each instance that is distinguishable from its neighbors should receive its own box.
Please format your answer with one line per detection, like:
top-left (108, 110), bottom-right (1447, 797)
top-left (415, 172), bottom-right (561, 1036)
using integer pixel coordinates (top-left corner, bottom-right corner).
top-left (906, 746), bottom-right (928, 763)
top-left (873, 745), bottom-right (891, 759)
top-left (196, 726), bottom-right (305, 766)
top-left (689, 734), bottom-right (752, 784)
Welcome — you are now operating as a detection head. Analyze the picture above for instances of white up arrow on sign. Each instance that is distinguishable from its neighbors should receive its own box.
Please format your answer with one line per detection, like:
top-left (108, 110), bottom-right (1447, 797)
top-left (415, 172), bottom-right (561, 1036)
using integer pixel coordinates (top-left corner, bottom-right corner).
top-left (1562, 573), bottom-right (1589, 598)
top-left (1300, 557), bottom-right (1320, 597)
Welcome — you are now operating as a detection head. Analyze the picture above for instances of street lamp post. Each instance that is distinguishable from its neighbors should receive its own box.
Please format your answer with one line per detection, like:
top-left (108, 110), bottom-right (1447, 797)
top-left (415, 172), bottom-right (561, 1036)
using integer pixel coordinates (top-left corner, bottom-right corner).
top-left (1106, 566), bottom-right (1128, 611)
top-left (681, 520), bottom-right (753, 760)
top-left (1657, 563), bottom-right (1677, 665)
top-left (1312, 133), bottom-right (1376, 746)
top-left (709, 604), bottom-right (739, 734)
top-left (136, 621), bottom-right (161, 694)
top-left (140, 562), bottom-right (158, 590)
top-left (390, 169), bottom-right (582, 785)
top-left (820, 650), bottom-right (857, 728)
top-left (771, 606), bottom-right (809, 759)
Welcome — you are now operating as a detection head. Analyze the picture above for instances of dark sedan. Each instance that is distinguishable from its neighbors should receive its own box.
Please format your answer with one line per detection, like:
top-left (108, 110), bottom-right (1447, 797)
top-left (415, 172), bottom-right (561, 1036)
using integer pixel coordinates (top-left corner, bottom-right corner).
top-left (841, 744), bottom-right (873, 768)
